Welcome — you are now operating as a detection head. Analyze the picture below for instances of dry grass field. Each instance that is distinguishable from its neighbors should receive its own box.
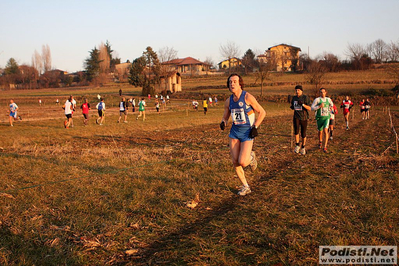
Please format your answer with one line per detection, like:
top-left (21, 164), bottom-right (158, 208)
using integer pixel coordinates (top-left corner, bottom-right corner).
top-left (0, 70), bottom-right (398, 265)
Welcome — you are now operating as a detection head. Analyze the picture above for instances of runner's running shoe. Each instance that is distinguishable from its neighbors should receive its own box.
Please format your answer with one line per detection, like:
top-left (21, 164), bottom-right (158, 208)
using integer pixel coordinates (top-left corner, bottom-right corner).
top-left (237, 186), bottom-right (251, 196)
top-left (300, 147), bottom-right (306, 155)
top-left (294, 146), bottom-right (300, 154)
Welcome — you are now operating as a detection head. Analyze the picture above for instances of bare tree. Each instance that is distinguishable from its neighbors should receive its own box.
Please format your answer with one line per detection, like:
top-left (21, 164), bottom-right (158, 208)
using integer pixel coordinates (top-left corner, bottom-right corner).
top-left (98, 42), bottom-right (110, 74)
top-left (158, 46), bottom-right (178, 90)
top-left (387, 41), bottom-right (399, 62)
top-left (204, 56), bottom-right (215, 69)
top-left (255, 56), bottom-right (276, 96)
top-left (369, 39), bottom-right (387, 63)
top-left (158, 46), bottom-right (178, 63)
top-left (220, 41), bottom-right (241, 74)
top-left (32, 50), bottom-right (42, 75)
top-left (42, 44), bottom-right (52, 73)
top-left (345, 43), bottom-right (366, 61)
top-left (305, 59), bottom-right (328, 98)
top-left (320, 52), bottom-right (341, 72)
top-left (345, 43), bottom-right (371, 70)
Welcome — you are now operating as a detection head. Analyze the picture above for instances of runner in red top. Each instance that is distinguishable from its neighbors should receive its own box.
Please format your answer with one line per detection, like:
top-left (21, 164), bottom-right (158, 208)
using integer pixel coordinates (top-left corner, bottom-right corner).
top-left (80, 98), bottom-right (91, 125)
top-left (340, 96), bottom-right (353, 130)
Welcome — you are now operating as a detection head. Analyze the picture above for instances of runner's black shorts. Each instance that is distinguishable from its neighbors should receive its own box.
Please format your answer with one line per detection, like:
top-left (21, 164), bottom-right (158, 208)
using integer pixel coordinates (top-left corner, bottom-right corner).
top-left (293, 117), bottom-right (308, 138)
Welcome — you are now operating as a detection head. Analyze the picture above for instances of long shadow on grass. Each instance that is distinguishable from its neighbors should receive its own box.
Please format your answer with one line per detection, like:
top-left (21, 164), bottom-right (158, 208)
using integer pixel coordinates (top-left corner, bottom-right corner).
top-left (133, 194), bottom-right (243, 264)
top-left (133, 156), bottom-right (292, 265)
top-left (0, 227), bottom-right (80, 265)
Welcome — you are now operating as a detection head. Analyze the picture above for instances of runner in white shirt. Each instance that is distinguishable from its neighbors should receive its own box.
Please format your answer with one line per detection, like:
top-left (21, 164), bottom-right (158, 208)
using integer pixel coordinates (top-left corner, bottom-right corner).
top-left (63, 96), bottom-right (73, 128)
top-left (118, 97), bottom-right (128, 123)
top-left (9, 99), bottom-right (19, 127)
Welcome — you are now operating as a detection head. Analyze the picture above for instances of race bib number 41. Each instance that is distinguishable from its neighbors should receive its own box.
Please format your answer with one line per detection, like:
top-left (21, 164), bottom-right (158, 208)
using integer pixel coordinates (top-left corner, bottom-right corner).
top-left (231, 108), bottom-right (246, 125)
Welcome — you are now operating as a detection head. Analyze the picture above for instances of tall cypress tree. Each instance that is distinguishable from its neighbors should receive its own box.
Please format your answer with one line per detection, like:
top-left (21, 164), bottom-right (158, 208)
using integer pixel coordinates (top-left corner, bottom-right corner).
top-left (84, 47), bottom-right (102, 81)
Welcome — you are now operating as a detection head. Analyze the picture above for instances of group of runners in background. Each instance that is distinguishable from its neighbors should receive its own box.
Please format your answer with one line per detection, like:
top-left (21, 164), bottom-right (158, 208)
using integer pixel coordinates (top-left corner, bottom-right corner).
top-left (290, 86), bottom-right (372, 155)
top-left (56, 94), bottom-right (165, 127)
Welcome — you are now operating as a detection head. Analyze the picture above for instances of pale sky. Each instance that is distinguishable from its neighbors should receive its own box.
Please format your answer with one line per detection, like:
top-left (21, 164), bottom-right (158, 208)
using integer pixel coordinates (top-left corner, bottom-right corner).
top-left (1, 0), bottom-right (398, 72)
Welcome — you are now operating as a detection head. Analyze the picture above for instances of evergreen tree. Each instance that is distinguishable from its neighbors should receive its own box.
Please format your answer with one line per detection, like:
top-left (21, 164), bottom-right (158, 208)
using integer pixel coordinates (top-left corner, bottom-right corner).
top-left (84, 47), bottom-right (102, 81)
top-left (128, 56), bottom-right (146, 87)
top-left (242, 49), bottom-right (257, 74)
top-left (128, 46), bottom-right (160, 96)
top-left (4, 58), bottom-right (19, 75)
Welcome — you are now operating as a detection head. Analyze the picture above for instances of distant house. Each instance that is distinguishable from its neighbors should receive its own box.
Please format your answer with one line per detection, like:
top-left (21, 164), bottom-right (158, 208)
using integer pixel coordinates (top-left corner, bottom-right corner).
top-left (43, 69), bottom-right (67, 76)
top-left (162, 57), bottom-right (211, 76)
top-left (218, 57), bottom-right (242, 70)
top-left (257, 43), bottom-right (301, 72)
top-left (65, 71), bottom-right (85, 84)
top-left (156, 72), bottom-right (182, 94)
top-left (41, 69), bottom-right (67, 87)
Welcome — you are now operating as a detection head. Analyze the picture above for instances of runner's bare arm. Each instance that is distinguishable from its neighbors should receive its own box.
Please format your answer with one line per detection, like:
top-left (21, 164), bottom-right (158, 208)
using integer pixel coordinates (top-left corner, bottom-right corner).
top-left (245, 93), bottom-right (266, 128)
top-left (221, 98), bottom-right (231, 124)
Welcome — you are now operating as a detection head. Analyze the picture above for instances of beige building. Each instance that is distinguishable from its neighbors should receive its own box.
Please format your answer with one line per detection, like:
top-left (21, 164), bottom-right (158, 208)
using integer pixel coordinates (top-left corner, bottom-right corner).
top-left (218, 57), bottom-right (242, 70)
top-left (258, 44), bottom-right (301, 72)
top-left (162, 57), bottom-right (210, 76)
top-left (156, 72), bottom-right (182, 93)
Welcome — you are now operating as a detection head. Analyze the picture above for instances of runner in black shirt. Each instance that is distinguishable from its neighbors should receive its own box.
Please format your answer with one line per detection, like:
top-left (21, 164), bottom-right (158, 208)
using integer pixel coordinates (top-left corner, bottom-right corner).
top-left (290, 85), bottom-right (311, 155)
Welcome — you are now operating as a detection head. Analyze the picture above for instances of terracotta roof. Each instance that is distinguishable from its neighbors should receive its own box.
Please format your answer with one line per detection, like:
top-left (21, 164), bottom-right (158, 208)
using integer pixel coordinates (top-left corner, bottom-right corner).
top-left (164, 57), bottom-right (207, 66)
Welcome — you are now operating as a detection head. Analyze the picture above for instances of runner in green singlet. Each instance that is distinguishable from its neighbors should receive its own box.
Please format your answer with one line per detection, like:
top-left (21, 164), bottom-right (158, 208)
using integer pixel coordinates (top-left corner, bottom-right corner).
top-left (311, 88), bottom-right (334, 153)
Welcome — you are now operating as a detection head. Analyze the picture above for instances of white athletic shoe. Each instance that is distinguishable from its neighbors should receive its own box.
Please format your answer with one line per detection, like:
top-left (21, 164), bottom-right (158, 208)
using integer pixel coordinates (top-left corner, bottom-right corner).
top-left (300, 147), bottom-right (306, 155)
top-left (329, 136), bottom-right (333, 140)
top-left (294, 146), bottom-right (300, 154)
top-left (237, 186), bottom-right (251, 196)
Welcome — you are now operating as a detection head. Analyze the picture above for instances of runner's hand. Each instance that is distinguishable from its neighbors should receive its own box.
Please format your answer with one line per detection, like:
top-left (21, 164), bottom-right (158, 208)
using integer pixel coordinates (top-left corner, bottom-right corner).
top-left (220, 121), bottom-right (226, 130)
top-left (250, 126), bottom-right (258, 138)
